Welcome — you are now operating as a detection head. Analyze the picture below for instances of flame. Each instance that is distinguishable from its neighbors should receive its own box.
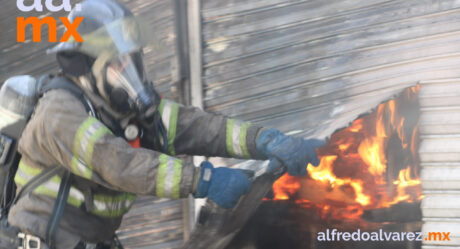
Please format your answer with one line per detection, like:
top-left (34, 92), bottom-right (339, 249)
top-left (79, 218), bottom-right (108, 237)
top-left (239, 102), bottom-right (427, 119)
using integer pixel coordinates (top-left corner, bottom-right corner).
top-left (386, 167), bottom-right (422, 206)
top-left (268, 86), bottom-right (422, 223)
top-left (272, 174), bottom-right (300, 200)
top-left (358, 138), bottom-right (386, 177)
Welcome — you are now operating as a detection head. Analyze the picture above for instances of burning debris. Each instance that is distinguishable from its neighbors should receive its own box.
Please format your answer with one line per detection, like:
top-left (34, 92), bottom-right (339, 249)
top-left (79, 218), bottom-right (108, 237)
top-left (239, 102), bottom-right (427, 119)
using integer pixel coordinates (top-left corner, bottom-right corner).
top-left (267, 86), bottom-right (422, 223)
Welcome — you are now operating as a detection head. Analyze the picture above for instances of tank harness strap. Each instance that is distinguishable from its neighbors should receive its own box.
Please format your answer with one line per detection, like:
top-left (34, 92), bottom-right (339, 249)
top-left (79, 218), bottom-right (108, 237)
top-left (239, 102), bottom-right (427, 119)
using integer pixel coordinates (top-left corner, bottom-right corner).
top-left (45, 171), bottom-right (72, 249)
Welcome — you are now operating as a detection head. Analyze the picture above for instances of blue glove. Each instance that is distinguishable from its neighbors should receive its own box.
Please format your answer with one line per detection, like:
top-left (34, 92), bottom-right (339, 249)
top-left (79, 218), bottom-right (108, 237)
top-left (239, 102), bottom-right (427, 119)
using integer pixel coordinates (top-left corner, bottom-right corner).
top-left (194, 161), bottom-right (252, 209)
top-left (256, 128), bottom-right (326, 176)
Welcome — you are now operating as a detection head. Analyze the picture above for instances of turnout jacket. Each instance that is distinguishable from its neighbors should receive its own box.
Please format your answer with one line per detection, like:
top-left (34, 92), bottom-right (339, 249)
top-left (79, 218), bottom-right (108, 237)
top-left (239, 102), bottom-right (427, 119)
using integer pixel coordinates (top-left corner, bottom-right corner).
top-left (8, 87), bottom-right (262, 248)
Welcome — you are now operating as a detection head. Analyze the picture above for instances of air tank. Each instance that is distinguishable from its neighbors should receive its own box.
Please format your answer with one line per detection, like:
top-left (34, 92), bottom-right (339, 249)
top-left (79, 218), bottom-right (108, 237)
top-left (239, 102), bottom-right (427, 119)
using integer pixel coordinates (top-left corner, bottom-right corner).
top-left (0, 75), bottom-right (39, 212)
top-left (0, 75), bottom-right (39, 137)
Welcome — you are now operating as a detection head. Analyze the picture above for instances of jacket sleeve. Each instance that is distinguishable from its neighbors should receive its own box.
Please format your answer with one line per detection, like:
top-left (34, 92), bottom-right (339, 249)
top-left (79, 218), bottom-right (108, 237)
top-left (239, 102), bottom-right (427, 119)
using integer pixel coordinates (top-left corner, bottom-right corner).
top-left (18, 90), bottom-right (198, 198)
top-left (154, 99), bottom-right (264, 159)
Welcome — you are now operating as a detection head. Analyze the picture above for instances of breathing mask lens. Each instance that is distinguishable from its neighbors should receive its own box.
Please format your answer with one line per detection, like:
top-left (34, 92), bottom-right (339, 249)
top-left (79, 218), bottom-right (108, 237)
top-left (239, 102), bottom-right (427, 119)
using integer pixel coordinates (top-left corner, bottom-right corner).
top-left (105, 53), bottom-right (153, 114)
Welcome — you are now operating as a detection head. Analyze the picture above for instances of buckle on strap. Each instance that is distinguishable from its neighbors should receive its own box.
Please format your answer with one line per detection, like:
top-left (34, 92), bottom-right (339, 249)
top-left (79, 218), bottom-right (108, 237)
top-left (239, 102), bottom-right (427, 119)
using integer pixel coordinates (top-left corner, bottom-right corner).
top-left (18, 232), bottom-right (41, 249)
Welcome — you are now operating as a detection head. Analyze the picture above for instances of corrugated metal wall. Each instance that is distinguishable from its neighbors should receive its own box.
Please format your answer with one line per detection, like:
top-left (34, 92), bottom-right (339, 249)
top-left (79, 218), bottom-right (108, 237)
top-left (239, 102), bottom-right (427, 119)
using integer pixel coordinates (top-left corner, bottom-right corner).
top-left (419, 79), bottom-right (460, 247)
top-left (0, 1), bottom-right (186, 248)
top-left (201, 0), bottom-right (460, 139)
top-left (199, 1), bottom-right (460, 248)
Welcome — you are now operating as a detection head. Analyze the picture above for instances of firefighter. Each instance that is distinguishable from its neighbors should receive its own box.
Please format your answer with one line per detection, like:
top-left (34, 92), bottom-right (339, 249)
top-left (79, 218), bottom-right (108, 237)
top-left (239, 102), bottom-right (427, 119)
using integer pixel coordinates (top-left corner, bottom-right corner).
top-left (7, 0), bottom-right (325, 248)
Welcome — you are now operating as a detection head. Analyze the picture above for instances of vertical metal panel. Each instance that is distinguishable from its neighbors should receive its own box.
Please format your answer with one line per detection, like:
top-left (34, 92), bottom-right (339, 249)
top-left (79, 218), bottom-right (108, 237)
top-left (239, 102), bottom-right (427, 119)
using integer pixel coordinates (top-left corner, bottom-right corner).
top-left (187, 0), bottom-right (204, 109)
top-left (186, 0), bottom-right (207, 230)
top-left (0, 1), bottom-right (186, 249)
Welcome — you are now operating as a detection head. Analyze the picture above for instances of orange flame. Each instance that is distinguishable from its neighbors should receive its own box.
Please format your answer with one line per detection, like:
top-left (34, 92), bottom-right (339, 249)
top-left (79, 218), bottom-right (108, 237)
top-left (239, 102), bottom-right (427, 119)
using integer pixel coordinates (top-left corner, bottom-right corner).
top-left (272, 174), bottom-right (300, 200)
top-left (386, 167), bottom-right (422, 206)
top-left (269, 86), bottom-right (422, 222)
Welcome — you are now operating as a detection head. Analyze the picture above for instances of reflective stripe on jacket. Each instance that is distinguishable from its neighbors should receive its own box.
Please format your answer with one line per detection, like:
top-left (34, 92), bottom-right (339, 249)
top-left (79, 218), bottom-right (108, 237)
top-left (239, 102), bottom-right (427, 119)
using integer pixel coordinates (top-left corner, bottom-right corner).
top-left (155, 99), bottom-right (262, 159)
top-left (15, 160), bottom-right (136, 218)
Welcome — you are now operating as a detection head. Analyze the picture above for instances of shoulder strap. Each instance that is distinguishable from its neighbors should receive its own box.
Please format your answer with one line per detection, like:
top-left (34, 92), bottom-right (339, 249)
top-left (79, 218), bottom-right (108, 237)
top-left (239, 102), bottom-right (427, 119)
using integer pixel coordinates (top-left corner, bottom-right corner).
top-left (46, 171), bottom-right (72, 249)
top-left (39, 76), bottom-right (94, 114)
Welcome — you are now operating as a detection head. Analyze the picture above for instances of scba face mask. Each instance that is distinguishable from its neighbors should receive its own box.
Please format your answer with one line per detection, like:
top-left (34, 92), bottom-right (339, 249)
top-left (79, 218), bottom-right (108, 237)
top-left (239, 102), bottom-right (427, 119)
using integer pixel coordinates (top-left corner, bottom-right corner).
top-left (92, 50), bottom-right (160, 118)
top-left (105, 52), bottom-right (159, 116)
top-left (92, 51), bottom-right (167, 151)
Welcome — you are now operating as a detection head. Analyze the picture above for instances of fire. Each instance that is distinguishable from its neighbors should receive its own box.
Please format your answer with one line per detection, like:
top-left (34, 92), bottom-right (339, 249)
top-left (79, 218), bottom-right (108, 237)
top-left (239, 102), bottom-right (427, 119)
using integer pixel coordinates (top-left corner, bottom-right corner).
top-left (387, 167), bottom-right (422, 206)
top-left (272, 173), bottom-right (300, 200)
top-left (269, 86), bottom-right (422, 222)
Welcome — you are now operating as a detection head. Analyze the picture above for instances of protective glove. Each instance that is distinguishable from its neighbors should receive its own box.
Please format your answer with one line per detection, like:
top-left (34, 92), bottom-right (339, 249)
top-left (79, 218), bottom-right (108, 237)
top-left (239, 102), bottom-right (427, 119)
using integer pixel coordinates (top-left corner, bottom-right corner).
top-left (194, 161), bottom-right (251, 209)
top-left (256, 128), bottom-right (326, 176)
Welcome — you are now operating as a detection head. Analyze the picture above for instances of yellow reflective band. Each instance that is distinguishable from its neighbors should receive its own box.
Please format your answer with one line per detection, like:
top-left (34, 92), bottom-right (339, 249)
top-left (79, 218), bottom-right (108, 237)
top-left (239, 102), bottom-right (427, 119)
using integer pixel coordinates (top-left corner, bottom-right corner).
top-left (91, 193), bottom-right (136, 217)
top-left (15, 160), bottom-right (136, 218)
top-left (155, 154), bottom-right (182, 198)
top-left (171, 159), bottom-right (182, 199)
top-left (226, 119), bottom-right (251, 158)
top-left (158, 100), bottom-right (181, 155)
top-left (158, 99), bottom-right (166, 116)
top-left (239, 123), bottom-right (251, 158)
top-left (70, 157), bottom-right (92, 179)
top-left (14, 161), bottom-right (84, 207)
top-left (84, 125), bottom-right (112, 168)
top-left (168, 103), bottom-right (179, 155)
top-left (226, 119), bottom-right (235, 156)
top-left (156, 154), bottom-right (168, 197)
top-left (71, 117), bottom-right (112, 179)
top-left (72, 117), bottom-right (97, 178)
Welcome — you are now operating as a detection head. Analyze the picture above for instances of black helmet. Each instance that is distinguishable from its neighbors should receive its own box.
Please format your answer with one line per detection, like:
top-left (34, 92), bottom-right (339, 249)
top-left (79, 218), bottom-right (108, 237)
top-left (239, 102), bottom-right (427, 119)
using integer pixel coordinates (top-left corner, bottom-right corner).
top-left (50, 0), bottom-right (158, 116)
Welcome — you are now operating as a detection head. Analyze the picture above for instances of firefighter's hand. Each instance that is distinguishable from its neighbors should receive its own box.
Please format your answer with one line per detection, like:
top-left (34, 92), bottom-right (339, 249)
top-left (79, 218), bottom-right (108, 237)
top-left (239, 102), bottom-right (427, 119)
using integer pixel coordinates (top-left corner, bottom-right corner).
top-left (256, 128), bottom-right (326, 176)
top-left (193, 161), bottom-right (251, 209)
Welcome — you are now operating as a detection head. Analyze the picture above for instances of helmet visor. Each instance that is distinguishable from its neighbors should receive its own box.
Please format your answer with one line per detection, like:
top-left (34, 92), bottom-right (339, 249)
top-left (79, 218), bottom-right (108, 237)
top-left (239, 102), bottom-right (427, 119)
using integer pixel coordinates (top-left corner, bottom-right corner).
top-left (105, 52), bottom-right (153, 113)
top-left (48, 17), bottom-right (157, 58)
